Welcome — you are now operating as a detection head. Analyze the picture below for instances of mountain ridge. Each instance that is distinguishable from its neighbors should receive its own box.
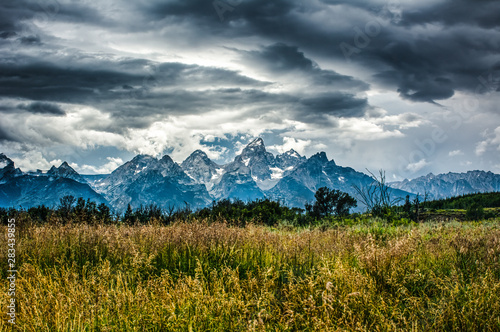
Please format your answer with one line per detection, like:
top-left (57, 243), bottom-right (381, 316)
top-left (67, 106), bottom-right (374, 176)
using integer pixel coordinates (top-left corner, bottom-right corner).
top-left (1, 139), bottom-right (499, 211)
top-left (389, 170), bottom-right (500, 200)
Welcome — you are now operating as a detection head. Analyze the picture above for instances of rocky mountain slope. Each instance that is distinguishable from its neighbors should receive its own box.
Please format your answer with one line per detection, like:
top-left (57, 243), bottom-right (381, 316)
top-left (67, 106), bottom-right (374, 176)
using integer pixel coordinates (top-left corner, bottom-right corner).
top-left (1, 139), bottom-right (499, 211)
top-left (389, 171), bottom-right (500, 200)
top-left (0, 154), bottom-right (107, 208)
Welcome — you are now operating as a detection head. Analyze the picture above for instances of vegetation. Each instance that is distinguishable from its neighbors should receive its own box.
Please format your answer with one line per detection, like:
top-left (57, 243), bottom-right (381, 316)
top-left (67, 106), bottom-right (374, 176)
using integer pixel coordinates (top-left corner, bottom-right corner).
top-left (421, 192), bottom-right (500, 210)
top-left (1, 216), bottom-right (499, 331)
top-left (465, 203), bottom-right (485, 221)
top-left (305, 187), bottom-right (357, 219)
top-left (353, 170), bottom-right (402, 219)
top-left (1, 188), bottom-right (359, 227)
top-left (195, 198), bottom-right (305, 226)
top-left (1, 189), bottom-right (500, 330)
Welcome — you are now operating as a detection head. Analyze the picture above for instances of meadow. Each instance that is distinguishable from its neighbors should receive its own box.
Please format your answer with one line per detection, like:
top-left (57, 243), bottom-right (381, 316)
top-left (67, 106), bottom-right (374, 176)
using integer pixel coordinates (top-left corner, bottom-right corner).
top-left (1, 218), bottom-right (500, 331)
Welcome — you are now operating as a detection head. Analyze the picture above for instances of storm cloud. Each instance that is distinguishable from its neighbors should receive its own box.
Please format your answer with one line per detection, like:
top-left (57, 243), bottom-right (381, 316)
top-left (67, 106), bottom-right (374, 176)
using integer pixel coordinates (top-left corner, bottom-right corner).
top-left (0, 0), bottom-right (498, 178)
top-left (19, 102), bottom-right (65, 115)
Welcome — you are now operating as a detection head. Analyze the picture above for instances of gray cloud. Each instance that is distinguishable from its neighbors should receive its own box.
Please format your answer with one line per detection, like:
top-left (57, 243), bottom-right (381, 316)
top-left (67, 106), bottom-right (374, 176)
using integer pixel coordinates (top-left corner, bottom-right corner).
top-left (134, 0), bottom-right (499, 103)
top-left (0, 0), bottom-right (110, 33)
top-left (19, 35), bottom-right (41, 45)
top-left (398, 0), bottom-right (500, 29)
top-left (239, 43), bottom-right (370, 91)
top-left (0, 0), bottom-right (498, 178)
top-left (0, 46), bottom-right (368, 131)
top-left (0, 127), bottom-right (18, 142)
top-left (3, 0), bottom-right (496, 104)
top-left (0, 54), bottom-right (267, 107)
top-left (299, 93), bottom-right (368, 119)
top-left (18, 102), bottom-right (65, 115)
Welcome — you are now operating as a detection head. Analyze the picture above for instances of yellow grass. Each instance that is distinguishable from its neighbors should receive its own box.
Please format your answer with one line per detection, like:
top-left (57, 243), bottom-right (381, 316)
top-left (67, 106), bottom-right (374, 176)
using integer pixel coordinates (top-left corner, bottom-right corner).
top-left (1, 219), bottom-right (500, 331)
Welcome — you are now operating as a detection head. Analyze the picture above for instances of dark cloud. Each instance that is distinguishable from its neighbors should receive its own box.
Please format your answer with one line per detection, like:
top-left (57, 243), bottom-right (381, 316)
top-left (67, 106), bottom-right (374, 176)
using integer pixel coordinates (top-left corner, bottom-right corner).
top-left (249, 43), bottom-right (315, 71)
top-left (297, 93), bottom-right (368, 122)
top-left (19, 35), bottom-right (41, 44)
top-left (18, 102), bottom-right (65, 115)
top-left (0, 59), bottom-right (143, 103)
top-left (101, 88), bottom-right (368, 130)
top-left (240, 43), bottom-right (370, 91)
top-left (0, 0), bottom-right (110, 34)
top-left (141, 0), bottom-right (220, 21)
top-left (134, 0), bottom-right (499, 104)
top-left (1, 0), bottom-right (498, 113)
top-left (399, 0), bottom-right (500, 29)
top-left (0, 31), bottom-right (17, 39)
top-left (0, 126), bottom-right (18, 142)
top-left (375, 70), bottom-right (455, 104)
top-left (0, 44), bottom-right (369, 132)
top-left (0, 55), bottom-right (268, 107)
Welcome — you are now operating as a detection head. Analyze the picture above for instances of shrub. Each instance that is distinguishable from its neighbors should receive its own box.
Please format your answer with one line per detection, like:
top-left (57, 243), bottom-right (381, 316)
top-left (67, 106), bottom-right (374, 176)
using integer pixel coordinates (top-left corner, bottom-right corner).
top-left (465, 203), bottom-right (485, 221)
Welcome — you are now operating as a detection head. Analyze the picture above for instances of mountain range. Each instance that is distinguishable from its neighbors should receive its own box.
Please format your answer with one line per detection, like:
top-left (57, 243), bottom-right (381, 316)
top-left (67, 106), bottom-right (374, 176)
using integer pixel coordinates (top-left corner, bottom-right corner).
top-left (1, 138), bottom-right (499, 211)
top-left (389, 171), bottom-right (500, 200)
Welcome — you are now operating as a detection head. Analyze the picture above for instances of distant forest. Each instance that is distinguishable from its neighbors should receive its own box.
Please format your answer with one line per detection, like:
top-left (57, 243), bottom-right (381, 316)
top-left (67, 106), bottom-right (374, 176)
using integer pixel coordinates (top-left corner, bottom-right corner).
top-left (420, 192), bottom-right (500, 210)
top-left (1, 191), bottom-right (499, 226)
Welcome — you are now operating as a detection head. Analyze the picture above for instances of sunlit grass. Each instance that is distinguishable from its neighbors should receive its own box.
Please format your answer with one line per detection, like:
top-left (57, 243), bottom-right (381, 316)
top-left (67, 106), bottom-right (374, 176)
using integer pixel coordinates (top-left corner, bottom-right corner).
top-left (1, 219), bottom-right (500, 331)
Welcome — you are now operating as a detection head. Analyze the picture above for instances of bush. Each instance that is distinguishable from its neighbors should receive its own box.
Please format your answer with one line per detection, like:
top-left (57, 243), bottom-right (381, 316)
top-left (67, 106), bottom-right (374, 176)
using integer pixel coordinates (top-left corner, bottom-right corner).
top-left (307, 187), bottom-right (357, 219)
top-left (465, 203), bottom-right (485, 221)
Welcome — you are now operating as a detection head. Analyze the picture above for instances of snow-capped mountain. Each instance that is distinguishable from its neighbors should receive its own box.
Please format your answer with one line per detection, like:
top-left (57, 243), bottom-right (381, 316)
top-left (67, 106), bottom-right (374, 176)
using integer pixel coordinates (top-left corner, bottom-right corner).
top-left (0, 153), bottom-right (22, 182)
top-left (267, 151), bottom-right (409, 208)
top-left (1, 138), bottom-right (499, 211)
top-left (181, 150), bottom-right (223, 190)
top-left (47, 162), bottom-right (87, 183)
top-left (275, 149), bottom-right (306, 170)
top-left (224, 138), bottom-right (276, 187)
top-left (0, 156), bottom-right (106, 208)
top-left (209, 138), bottom-right (306, 199)
top-left (209, 139), bottom-right (268, 200)
top-left (390, 171), bottom-right (500, 200)
top-left (92, 154), bottom-right (211, 211)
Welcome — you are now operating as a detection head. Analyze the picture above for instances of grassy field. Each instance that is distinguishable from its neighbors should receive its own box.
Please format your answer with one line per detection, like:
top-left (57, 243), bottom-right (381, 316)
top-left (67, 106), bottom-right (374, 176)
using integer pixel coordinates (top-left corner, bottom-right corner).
top-left (1, 218), bottom-right (500, 331)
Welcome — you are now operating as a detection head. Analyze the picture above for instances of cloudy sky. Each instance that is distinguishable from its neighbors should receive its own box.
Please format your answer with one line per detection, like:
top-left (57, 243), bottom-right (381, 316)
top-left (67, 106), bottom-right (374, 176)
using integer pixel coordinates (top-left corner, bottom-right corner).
top-left (0, 0), bottom-right (499, 180)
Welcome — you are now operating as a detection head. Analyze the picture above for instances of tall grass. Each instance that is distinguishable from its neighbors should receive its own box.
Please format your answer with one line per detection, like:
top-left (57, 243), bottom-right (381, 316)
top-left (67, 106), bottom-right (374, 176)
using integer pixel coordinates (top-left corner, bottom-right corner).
top-left (1, 219), bottom-right (500, 331)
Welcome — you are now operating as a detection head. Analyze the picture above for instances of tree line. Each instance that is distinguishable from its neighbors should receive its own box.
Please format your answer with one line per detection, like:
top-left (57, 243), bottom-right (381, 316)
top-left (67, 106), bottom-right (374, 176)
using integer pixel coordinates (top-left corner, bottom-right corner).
top-left (0, 187), bottom-right (358, 226)
top-left (1, 183), bottom-right (497, 226)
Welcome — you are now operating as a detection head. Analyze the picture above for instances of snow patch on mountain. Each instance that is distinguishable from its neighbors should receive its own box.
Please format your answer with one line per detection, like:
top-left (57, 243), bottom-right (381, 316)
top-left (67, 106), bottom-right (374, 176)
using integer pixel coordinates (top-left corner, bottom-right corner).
top-left (270, 167), bottom-right (285, 180)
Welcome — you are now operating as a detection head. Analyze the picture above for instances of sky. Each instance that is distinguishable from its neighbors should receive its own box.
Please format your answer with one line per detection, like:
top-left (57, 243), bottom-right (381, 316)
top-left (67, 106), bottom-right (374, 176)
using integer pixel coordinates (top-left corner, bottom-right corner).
top-left (0, 0), bottom-right (499, 180)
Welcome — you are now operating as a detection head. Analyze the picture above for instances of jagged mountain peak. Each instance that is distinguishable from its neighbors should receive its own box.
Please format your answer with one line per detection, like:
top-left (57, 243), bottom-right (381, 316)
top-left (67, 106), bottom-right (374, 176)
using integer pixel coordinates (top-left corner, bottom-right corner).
top-left (309, 151), bottom-right (329, 164)
top-left (110, 154), bottom-right (159, 177)
top-left (248, 137), bottom-right (264, 147)
top-left (131, 154), bottom-right (157, 163)
top-left (0, 153), bottom-right (14, 168)
top-left (181, 150), bottom-right (221, 188)
top-left (160, 154), bottom-right (175, 165)
top-left (241, 137), bottom-right (268, 156)
top-left (275, 149), bottom-right (305, 170)
top-left (390, 170), bottom-right (500, 200)
top-left (182, 150), bottom-right (219, 170)
top-left (182, 150), bottom-right (213, 164)
top-left (47, 161), bottom-right (85, 183)
top-left (191, 149), bottom-right (208, 157)
top-left (0, 153), bottom-right (21, 182)
top-left (50, 161), bottom-right (78, 173)
top-left (0, 153), bottom-right (11, 161)
top-left (284, 149), bottom-right (301, 158)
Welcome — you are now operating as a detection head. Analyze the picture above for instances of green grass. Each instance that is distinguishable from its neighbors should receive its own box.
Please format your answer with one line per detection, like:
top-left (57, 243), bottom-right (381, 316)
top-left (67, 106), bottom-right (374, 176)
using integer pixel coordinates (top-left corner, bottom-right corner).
top-left (1, 218), bottom-right (500, 331)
